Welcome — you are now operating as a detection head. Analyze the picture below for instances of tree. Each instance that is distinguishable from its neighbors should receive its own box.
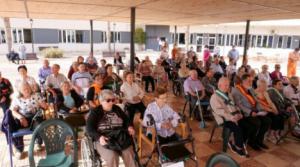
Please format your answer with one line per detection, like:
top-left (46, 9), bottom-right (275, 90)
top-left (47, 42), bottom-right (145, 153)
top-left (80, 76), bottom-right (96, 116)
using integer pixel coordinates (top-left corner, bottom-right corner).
top-left (134, 28), bottom-right (146, 45)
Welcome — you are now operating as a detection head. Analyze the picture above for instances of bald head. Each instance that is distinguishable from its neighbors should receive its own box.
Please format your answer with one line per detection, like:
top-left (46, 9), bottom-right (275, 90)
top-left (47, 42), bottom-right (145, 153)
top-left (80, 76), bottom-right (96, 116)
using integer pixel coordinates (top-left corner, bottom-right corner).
top-left (218, 77), bottom-right (230, 93)
top-left (189, 70), bottom-right (198, 80)
top-left (43, 59), bottom-right (49, 67)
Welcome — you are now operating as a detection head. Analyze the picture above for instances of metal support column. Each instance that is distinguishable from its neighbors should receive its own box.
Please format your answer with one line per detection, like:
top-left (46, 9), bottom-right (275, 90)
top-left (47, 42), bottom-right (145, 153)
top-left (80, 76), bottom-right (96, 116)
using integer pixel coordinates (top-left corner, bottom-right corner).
top-left (243, 20), bottom-right (250, 64)
top-left (30, 19), bottom-right (34, 53)
top-left (130, 7), bottom-right (136, 72)
top-left (174, 25), bottom-right (177, 44)
top-left (90, 20), bottom-right (94, 54)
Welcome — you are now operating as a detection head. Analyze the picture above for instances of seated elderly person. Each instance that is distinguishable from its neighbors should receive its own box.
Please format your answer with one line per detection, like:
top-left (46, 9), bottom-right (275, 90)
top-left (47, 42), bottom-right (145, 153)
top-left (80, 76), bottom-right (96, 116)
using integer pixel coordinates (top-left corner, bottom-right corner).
top-left (232, 74), bottom-right (271, 151)
top-left (87, 73), bottom-right (104, 109)
top-left (258, 65), bottom-right (272, 86)
top-left (183, 70), bottom-right (205, 120)
top-left (86, 90), bottom-right (137, 167)
top-left (255, 79), bottom-right (284, 143)
top-left (103, 64), bottom-right (123, 94)
top-left (283, 76), bottom-right (300, 109)
top-left (210, 57), bottom-right (224, 81)
top-left (45, 64), bottom-right (68, 102)
top-left (268, 79), bottom-right (298, 138)
top-left (233, 66), bottom-right (246, 86)
top-left (210, 77), bottom-right (247, 157)
top-left (152, 59), bottom-right (168, 88)
top-left (15, 65), bottom-right (39, 93)
top-left (139, 60), bottom-right (155, 93)
top-left (143, 87), bottom-right (180, 144)
top-left (121, 71), bottom-right (146, 124)
top-left (72, 63), bottom-right (93, 97)
top-left (202, 68), bottom-right (217, 99)
top-left (10, 81), bottom-right (48, 159)
top-left (178, 62), bottom-right (190, 79)
top-left (57, 81), bottom-right (83, 114)
top-left (86, 57), bottom-right (99, 75)
top-left (38, 59), bottom-right (51, 85)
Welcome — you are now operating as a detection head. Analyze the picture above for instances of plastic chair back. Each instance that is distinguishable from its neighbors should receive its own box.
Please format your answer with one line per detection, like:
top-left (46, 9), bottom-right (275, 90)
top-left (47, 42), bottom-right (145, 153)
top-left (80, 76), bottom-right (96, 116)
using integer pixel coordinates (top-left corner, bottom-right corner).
top-left (29, 119), bottom-right (78, 167)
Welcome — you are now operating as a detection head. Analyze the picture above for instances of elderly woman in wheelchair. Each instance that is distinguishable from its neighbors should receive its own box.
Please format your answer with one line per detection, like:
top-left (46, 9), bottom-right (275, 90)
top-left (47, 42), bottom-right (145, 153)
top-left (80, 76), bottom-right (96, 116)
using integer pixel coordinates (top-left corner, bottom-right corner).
top-left (10, 81), bottom-right (48, 159)
top-left (86, 89), bottom-right (138, 167)
top-left (142, 87), bottom-right (198, 166)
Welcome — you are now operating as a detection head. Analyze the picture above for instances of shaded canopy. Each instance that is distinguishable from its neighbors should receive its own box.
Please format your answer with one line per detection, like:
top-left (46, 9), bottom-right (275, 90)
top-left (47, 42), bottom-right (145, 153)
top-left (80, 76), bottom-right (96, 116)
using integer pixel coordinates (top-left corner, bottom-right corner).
top-left (0, 0), bottom-right (300, 25)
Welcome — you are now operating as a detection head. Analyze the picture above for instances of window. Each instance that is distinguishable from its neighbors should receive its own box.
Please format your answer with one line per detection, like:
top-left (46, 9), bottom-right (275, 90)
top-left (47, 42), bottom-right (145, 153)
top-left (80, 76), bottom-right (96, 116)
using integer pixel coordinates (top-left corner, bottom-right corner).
top-left (190, 34), bottom-right (194, 44)
top-left (60, 30), bottom-right (76, 43)
top-left (230, 34), bottom-right (234, 46)
top-left (12, 28), bottom-right (24, 43)
top-left (287, 36), bottom-right (292, 49)
top-left (262, 35), bottom-right (268, 47)
top-left (179, 33), bottom-right (185, 44)
top-left (238, 34), bottom-right (244, 46)
top-left (257, 35), bottom-right (262, 47)
top-left (277, 36), bottom-right (283, 48)
top-left (111, 31), bottom-right (120, 43)
top-left (76, 30), bottom-right (83, 43)
top-left (251, 35), bottom-right (256, 47)
top-left (217, 34), bottom-right (224, 46)
top-left (267, 36), bottom-right (273, 48)
top-left (226, 34), bottom-right (230, 46)
top-left (234, 35), bottom-right (238, 46)
top-left (103, 32), bottom-right (107, 42)
top-left (196, 34), bottom-right (203, 52)
top-left (23, 29), bottom-right (32, 43)
top-left (0, 29), bottom-right (6, 44)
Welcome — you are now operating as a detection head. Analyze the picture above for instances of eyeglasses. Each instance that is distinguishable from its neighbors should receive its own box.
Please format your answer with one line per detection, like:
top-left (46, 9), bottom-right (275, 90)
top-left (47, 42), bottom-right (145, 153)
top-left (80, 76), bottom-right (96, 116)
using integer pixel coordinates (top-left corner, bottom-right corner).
top-left (105, 98), bottom-right (116, 103)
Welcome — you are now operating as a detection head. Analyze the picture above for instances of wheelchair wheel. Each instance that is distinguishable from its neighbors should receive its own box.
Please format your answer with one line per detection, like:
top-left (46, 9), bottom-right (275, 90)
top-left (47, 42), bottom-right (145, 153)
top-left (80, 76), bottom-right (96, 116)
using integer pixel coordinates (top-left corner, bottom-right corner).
top-left (172, 80), bottom-right (182, 96)
top-left (81, 136), bottom-right (102, 167)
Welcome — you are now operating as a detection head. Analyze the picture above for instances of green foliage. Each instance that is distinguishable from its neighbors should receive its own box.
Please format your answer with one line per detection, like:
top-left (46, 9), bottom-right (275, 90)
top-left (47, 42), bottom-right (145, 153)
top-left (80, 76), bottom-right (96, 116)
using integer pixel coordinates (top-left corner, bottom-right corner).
top-left (42, 48), bottom-right (64, 58)
top-left (134, 28), bottom-right (146, 44)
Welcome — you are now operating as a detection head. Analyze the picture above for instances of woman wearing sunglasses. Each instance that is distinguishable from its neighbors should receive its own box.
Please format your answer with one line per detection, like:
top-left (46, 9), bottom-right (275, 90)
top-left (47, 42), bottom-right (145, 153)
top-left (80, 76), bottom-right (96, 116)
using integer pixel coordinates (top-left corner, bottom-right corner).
top-left (86, 89), bottom-right (137, 167)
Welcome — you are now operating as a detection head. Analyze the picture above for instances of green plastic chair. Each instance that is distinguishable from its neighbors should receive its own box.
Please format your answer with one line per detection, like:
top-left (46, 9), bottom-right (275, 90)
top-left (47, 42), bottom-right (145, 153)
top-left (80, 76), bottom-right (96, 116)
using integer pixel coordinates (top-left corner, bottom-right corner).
top-left (28, 119), bottom-right (78, 167)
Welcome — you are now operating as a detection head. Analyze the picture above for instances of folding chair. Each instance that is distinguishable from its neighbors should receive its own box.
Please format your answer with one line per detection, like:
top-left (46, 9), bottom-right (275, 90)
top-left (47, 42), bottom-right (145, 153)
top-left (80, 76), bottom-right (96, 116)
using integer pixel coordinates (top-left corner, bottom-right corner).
top-left (5, 109), bottom-right (43, 167)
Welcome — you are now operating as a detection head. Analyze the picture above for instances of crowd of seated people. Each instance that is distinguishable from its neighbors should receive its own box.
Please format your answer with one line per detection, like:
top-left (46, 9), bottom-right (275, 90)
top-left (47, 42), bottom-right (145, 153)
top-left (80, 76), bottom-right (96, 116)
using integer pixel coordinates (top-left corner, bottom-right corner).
top-left (1, 46), bottom-right (300, 165)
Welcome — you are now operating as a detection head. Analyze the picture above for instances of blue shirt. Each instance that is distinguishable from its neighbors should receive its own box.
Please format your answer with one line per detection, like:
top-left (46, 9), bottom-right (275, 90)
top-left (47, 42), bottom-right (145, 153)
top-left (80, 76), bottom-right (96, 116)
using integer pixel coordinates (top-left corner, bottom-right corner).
top-left (38, 66), bottom-right (52, 82)
top-left (63, 94), bottom-right (75, 109)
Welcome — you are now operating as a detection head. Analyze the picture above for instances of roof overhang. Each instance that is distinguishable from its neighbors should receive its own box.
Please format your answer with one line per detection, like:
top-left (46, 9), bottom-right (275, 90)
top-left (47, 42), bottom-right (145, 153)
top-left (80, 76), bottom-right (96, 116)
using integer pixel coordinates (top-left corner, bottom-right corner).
top-left (1, 0), bottom-right (300, 25)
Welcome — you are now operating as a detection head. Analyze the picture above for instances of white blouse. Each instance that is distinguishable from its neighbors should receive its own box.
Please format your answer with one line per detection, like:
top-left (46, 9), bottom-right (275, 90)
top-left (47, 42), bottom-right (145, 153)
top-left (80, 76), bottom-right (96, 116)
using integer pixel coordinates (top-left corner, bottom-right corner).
top-left (11, 93), bottom-right (44, 117)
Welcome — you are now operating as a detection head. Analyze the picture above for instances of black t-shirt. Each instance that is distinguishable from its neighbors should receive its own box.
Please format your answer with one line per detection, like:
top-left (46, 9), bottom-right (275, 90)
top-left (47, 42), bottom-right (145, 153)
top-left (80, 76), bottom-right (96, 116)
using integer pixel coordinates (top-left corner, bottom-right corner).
top-left (86, 87), bottom-right (96, 101)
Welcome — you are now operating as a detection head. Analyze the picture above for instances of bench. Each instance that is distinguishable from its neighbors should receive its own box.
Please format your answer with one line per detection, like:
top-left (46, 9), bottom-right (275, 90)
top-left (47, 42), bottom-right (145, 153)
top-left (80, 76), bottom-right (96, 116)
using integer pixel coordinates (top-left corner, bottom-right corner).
top-left (26, 53), bottom-right (38, 60)
top-left (102, 51), bottom-right (126, 57)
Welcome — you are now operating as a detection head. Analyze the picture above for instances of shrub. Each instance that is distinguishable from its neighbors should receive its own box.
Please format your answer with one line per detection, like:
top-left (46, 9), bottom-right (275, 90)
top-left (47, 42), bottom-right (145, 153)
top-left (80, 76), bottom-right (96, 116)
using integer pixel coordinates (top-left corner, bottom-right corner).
top-left (42, 48), bottom-right (64, 58)
top-left (134, 28), bottom-right (146, 45)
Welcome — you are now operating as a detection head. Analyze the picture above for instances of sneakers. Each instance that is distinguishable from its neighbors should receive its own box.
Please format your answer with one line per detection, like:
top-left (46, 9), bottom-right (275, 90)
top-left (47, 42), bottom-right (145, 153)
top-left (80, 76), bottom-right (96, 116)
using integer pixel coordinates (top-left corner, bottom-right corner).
top-left (228, 141), bottom-right (248, 157)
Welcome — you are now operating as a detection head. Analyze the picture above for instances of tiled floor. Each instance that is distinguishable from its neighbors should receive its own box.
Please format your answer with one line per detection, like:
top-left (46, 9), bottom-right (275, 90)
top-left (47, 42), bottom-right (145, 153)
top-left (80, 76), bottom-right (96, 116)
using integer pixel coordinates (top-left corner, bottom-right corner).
top-left (0, 89), bottom-right (300, 166)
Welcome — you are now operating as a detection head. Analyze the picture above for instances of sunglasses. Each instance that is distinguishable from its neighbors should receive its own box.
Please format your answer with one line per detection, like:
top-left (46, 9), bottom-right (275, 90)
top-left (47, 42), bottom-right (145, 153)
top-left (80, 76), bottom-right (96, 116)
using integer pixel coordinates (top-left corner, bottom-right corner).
top-left (105, 98), bottom-right (116, 103)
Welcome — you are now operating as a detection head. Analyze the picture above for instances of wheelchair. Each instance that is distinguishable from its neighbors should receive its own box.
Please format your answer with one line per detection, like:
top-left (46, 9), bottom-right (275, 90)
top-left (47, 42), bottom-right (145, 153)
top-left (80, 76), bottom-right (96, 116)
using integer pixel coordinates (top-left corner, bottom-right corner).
top-left (138, 114), bottom-right (198, 167)
top-left (172, 77), bottom-right (185, 97)
top-left (80, 131), bottom-right (142, 167)
top-left (81, 134), bottom-right (102, 167)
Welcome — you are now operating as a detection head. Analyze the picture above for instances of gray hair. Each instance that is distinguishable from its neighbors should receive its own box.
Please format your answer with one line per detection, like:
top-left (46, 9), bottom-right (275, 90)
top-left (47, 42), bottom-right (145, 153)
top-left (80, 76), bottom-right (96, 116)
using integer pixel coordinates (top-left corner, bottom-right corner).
top-left (256, 79), bottom-right (267, 87)
top-left (99, 89), bottom-right (115, 102)
top-left (218, 77), bottom-right (229, 88)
